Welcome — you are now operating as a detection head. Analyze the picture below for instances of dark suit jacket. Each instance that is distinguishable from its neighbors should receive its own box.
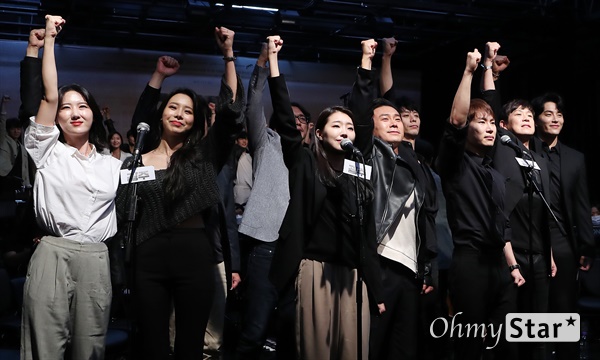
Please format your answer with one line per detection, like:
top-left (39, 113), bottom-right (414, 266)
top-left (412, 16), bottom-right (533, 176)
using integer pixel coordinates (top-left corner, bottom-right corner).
top-left (481, 90), bottom-right (552, 270)
top-left (530, 137), bottom-right (595, 259)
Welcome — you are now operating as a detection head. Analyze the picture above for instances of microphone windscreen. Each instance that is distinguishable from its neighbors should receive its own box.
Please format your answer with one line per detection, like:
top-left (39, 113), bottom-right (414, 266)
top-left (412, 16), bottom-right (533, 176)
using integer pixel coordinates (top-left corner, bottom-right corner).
top-left (137, 122), bottom-right (150, 132)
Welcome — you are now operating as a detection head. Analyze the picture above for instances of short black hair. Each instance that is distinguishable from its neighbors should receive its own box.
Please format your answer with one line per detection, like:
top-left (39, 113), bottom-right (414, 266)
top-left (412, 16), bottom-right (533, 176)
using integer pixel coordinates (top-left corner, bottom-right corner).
top-left (291, 102), bottom-right (311, 123)
top-left (5, 117), bottom-right (20, 130)
top-left (395, 96), bottom-right (420, 114)
top-left (531, 92), bottom-right (565, 119)
top-left (369, 98), bottom-right (401, 119)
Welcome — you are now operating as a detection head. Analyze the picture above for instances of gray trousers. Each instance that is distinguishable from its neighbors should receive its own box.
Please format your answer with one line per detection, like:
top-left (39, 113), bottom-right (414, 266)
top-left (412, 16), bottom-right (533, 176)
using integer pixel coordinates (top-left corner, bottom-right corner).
top-left (20, 236), bottom-right (112, 360)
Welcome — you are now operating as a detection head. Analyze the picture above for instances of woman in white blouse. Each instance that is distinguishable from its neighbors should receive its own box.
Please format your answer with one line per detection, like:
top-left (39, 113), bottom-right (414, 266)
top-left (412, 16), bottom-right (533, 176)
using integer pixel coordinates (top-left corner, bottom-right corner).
top-left (21, 15), bottom-right (122, 360)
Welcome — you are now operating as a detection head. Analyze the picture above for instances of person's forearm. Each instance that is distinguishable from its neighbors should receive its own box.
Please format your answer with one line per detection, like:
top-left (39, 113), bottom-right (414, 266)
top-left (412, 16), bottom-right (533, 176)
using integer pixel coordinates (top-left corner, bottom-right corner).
top-left (449, 70), bottom-right (473, 128)
top-left (380, 54), bottom-right (393, 95)
top-left (268, 53), bottom-right (279, 77)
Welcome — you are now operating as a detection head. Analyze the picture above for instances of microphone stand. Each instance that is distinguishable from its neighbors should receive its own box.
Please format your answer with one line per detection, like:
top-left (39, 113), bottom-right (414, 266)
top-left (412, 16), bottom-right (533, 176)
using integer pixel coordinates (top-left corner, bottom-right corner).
top-left (517, 149), bottom-right (565, 312)
top-left (123, 157), bottom-right (141, 359)
top-left (352, 153), bottom-right (367, 360)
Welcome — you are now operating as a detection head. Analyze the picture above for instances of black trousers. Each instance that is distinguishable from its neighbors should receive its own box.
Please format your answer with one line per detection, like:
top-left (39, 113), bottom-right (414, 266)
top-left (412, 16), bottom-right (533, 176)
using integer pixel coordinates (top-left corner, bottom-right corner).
top-left (512, 251), bottom-right (550, 360)
top-left (134, 228), bottom-right (215, 360)
top-left (549, 241), bottom-right (579, 360)
top-left (449, 247), bottom-right (516, 360)
top-left (369, 257), bottom-right (420, 360)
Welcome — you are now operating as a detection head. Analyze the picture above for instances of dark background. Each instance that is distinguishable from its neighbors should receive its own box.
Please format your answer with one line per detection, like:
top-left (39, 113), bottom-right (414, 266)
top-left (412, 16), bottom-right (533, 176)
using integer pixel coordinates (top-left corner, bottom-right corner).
top-left (2, 0), bottom-right (599, 202)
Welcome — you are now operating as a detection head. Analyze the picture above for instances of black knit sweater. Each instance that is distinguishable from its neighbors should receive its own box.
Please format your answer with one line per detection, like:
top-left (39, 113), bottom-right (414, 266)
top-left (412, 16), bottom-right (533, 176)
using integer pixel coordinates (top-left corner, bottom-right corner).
top-left (116, 75), bottom-right (245, 245)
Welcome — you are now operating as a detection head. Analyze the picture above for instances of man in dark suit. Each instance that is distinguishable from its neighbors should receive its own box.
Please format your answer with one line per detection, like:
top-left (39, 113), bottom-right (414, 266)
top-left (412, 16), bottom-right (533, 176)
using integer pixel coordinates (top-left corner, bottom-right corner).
top-left (530, 92), bottom-right (595, 360)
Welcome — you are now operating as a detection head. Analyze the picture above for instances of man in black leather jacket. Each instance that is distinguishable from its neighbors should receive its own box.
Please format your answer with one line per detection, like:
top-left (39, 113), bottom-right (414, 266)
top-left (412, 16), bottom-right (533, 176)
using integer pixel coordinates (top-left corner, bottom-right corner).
top-left (349, 39), bottom-right (435, 360)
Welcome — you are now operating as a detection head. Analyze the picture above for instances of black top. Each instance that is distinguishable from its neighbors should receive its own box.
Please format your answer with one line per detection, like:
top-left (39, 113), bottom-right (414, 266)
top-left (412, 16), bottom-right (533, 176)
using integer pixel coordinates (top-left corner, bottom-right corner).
top-left (303, 174), bottom-right (362, 268)
top-left (435, 122), bottom-right (509, 251)
top-left (510, 190), bottom-right (545, 254)
top-left (116, 75), bottom-right (245, 245)
top-left (541, 142), bottom-right (567, 244)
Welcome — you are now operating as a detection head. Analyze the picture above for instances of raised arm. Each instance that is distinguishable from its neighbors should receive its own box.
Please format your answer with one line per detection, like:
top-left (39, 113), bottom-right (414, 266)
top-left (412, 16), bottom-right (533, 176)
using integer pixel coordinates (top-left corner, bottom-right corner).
top-left (35, 15), bottom-right (65, 127)
top-left (245, 43), bottom-right (270, 154)
top-left (449, 49), bottom-right (480, 129)
top-left (434, 49), bottom-right (479, 177)
top-left (207, 29), bottom-right (245, 172)
top-left (102, 106), bottom-right (117, 134)
top-left (479, 43), bottom-right (508, 124)
top-left (266, 35), bottom-right (302, 169)
top-left (348, 39), bottom-right (377, 157)
top-left (480, 42), bottom-right (500, 93)
top-left (130, 55), bottom-right (180, 151)
top-left (215, 27), bottom-right (237, 101)
top-left (379, 37), bottom-right (398, 98)
top-left (19, 28), bottom-right (45, 126)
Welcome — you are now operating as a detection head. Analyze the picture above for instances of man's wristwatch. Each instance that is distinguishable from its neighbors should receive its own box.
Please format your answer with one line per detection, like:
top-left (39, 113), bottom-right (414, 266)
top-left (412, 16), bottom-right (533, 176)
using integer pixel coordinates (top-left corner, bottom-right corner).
top-left (480, 63), bottom-right (493, 71)
top-left (509, 264), bottom-right (521, 271)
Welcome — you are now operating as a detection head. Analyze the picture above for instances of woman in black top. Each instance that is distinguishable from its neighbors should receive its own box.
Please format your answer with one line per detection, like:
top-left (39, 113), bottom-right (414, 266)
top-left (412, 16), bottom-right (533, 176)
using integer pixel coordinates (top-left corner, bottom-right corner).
top-left (116, 27), bottom-right (244, 359)
top-left (266, 36), bottom-right (384, 360)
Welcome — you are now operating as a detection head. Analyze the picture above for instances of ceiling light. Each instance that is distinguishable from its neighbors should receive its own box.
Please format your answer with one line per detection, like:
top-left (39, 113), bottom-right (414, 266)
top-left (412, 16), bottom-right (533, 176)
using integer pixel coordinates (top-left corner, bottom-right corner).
top-left (215, 3), bottom-right (278, 12)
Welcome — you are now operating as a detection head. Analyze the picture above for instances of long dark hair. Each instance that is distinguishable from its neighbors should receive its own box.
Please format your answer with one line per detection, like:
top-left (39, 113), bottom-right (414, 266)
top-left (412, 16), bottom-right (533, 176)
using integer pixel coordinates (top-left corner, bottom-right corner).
top-left (159, 88), bottom-right (208, 208)
top-left (57, 84), bottom-right (107, 152)
top-left (108, 131), bottom-right (130, 153)
top-left (313, 106), bottom-right (373, 199)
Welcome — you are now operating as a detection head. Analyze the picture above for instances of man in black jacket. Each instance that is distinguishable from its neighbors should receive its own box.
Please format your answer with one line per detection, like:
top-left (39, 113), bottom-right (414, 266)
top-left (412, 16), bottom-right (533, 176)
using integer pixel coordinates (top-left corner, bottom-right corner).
top-left (530, 92), bottom-right (595, 360)
top-left (349, 38), bottom-right (435, 360)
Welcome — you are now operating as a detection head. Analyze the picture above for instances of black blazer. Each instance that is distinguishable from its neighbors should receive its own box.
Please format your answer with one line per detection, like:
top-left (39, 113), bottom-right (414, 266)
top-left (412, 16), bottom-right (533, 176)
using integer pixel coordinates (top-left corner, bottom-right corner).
top-left (530, 137), bottom-right (595, 259)
top-left (493, 128), bottom-right (550, 218)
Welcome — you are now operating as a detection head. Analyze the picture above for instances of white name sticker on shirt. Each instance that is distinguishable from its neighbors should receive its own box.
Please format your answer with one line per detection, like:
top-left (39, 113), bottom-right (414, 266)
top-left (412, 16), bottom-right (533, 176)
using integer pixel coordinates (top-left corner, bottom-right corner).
top-left (343, 159), bottom-right (372, 180)
top-left (120, 166), bottom-right (156, 184)
top-left (515, 157), bottom-right (541, 170)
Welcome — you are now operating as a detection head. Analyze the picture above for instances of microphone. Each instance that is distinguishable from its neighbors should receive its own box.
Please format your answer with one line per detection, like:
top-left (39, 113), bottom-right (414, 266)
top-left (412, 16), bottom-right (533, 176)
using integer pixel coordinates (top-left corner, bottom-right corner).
top-left (128, 122), bottom-right (150, 182)
top-left (500, 134), bottom-right (523, 157)
top-left (340, 138), bottom-right (363, 157)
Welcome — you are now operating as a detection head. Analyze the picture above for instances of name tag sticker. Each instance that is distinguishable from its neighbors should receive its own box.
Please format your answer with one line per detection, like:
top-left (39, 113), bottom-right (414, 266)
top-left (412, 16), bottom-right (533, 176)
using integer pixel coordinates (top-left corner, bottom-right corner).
top-left (120, 166), bottom-right (156, 184)
top-left (343, 159), bottom-right (372, 180)
top-left (515, 157), bottom-right (541, 170)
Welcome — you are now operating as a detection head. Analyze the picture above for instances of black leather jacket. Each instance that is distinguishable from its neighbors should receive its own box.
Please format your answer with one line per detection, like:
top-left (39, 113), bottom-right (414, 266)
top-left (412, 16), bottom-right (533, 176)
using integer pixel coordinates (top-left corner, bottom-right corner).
top-left (350, 67), bottom-right (435, 283)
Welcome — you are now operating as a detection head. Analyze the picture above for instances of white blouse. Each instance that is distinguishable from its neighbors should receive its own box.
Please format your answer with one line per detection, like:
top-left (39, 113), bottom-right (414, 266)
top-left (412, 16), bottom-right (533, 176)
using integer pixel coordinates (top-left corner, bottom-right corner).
top-left (25, 119), bottom-right (122, 243)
